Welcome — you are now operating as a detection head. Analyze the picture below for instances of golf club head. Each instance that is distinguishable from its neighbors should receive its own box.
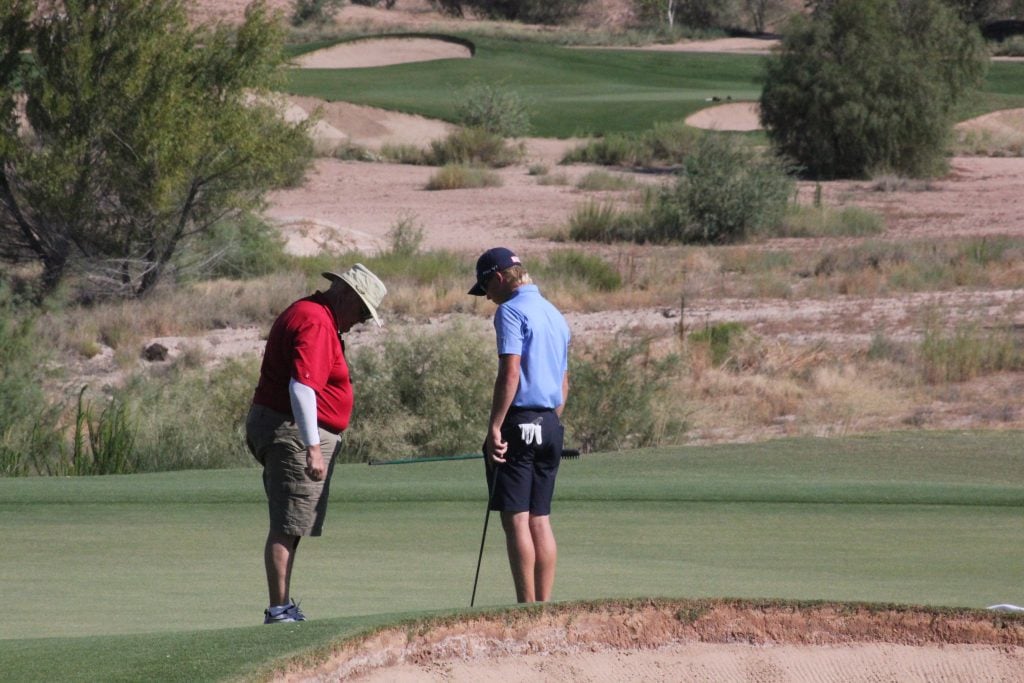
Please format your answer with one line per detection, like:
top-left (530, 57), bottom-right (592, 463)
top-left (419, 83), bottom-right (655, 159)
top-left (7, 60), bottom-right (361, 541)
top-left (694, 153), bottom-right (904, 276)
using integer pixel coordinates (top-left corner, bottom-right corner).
top-left (562, 448), bottom-right (580, 459)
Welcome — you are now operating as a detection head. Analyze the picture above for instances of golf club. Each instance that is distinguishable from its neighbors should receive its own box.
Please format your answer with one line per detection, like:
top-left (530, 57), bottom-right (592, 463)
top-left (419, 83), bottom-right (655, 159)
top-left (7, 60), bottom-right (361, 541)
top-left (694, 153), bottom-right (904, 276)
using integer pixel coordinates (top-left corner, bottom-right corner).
top-left (368, 448), bottom-right (579, 466)
top-left (470, 460), bottom-right (500, 608)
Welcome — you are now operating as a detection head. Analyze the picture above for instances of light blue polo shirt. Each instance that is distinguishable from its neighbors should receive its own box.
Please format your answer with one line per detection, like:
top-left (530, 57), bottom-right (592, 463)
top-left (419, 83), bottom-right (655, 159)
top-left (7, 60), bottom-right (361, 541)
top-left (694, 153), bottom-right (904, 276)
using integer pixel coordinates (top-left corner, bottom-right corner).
top-left (494, 284), bottom-right (571, 409)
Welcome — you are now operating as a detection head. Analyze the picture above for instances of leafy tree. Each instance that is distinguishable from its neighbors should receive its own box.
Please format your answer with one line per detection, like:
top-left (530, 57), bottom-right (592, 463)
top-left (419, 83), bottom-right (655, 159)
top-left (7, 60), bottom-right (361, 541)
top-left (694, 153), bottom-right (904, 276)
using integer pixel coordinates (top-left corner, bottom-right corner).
top-left (0, 0), bottom-right (312, 300)
top-left (760, 0), bottom-right (987, 179)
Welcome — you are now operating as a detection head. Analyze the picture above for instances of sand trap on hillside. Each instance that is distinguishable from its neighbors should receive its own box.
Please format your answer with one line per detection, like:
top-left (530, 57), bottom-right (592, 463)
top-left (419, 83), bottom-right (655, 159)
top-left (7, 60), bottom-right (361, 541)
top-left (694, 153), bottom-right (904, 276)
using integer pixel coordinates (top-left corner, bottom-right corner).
top-left (686, 105), bottom-right (1024, 135)
top-left (293, 37), bottom-right (472, 69)
top-left (685, 101), bottom-right (761, 131)
top-left (956, 107), bottom-right (1024, 136)
top-left (630, 36), bottom-right (781, 54)
top-left (287, 95), bottom-right (455, 149)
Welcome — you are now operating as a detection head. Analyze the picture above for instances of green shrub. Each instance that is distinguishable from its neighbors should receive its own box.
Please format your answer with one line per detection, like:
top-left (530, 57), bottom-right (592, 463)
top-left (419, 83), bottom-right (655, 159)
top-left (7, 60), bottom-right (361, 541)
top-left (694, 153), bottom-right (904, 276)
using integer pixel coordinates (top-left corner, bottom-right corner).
top-left (567, 201), bottom-right (642, 242)
top-left (538, 250), bottom-right (623, 292)
top-left (291, 0), bottom-right (344, 26)
top-left (331, 140), bottom-right (377, 161)
top-left (566, 337), bottom-right (685, 453)
top-left (563, 133), bottom-right (640, 166)
top-left (650, 134), bottom-right (794, 243)
top-left (386, 214), bottom-right (425, 257)
top-left (760, 0), bottom-right (988, 178)
top-left (456, 82), bottom-right (531, 138)
top-left (114, 358), bottom-right (258, 472)
top-left (425, 164), bottom-right (503, 190)
top-left (182, 213), bottom-right (289, 280)
top-left (689, 322), bottom-right (746, 367)
top-left (918, 323), bottom-right (1024, 384)
top-left (68, 388), bottom-right (137, 475)
top-left (564, 122), bottom-right (700, 168)
top-left (0, 289), bottom-right (62, 476)
top-left (343, 323), bottom-right (494, 462)
top-left (429, 127), bottom-right (524, 168)
top-left (379, 143), bottom-right (431, 165)
top-left (645, 120), bottom-right (702, 163)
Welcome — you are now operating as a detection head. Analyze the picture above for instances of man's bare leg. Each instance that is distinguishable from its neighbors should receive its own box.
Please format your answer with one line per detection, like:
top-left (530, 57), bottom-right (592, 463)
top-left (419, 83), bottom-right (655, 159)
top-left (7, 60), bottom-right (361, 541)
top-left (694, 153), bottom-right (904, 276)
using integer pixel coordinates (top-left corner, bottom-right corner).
top-left (529, 514), bottom-right (557, 602)
top-left (501, 511), bottom-right (535, 603)
top-left (265, 531), bottom-right (299, 605)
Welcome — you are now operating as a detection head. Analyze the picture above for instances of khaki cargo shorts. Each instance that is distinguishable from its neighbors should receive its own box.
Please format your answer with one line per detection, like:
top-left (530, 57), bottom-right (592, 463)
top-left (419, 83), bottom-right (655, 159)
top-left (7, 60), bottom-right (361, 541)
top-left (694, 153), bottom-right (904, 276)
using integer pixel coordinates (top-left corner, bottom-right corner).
top-left (245, 404), bottom-right (343, 537)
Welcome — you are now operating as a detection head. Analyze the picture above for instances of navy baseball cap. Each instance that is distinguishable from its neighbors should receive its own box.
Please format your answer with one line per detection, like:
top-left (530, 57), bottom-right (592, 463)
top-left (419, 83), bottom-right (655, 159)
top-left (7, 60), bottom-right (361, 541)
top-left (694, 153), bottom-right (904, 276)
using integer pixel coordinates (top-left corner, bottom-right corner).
top-left (468, 247), bottom-right (521, 296)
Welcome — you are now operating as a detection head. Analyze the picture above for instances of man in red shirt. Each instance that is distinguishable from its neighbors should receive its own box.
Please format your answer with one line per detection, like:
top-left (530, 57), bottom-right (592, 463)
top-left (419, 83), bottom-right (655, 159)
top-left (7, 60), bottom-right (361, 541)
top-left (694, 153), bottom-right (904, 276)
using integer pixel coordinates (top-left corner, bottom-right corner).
top-left (246, 264), bottom-right (386, 624)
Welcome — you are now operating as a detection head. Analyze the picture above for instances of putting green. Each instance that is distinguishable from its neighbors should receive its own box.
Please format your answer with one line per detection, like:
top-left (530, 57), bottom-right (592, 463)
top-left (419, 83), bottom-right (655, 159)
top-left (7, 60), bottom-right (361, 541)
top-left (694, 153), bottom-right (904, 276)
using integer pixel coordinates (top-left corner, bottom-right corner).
top-left (1, 431), bottom-right (1020, 642)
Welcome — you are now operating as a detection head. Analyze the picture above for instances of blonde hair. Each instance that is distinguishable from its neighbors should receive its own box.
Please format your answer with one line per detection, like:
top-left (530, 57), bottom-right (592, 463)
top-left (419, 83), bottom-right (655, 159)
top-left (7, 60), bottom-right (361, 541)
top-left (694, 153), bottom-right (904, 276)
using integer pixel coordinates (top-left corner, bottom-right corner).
top-left (501, 265), bottom-right (531, 287)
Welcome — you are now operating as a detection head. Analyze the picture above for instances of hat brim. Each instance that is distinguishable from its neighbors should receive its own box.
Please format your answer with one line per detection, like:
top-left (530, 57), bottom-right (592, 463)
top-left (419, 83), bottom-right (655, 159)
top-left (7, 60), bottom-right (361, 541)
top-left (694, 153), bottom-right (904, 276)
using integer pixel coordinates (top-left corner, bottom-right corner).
top-left (468, 281), bottom-right (486, 296)
top-left (323, 271), bottom-right (382, 326)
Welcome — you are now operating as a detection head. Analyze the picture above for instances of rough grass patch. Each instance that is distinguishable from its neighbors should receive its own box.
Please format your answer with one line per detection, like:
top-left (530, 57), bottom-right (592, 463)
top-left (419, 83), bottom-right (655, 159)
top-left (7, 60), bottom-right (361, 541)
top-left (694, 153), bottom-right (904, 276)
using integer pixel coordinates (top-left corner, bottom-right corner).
top-left (429, 127), bottom-right (524, 168)
top-left (576, 170), bottom-right (637, 191)
top-left (918, 323), bottom-right (1024, 384)
top-left (378, 142), bottom-right (431, 165)
top-left (777, 205), bottom-right (885, 238)
top-left (567, 200), bottom-right (640, 242)
top-left (538, 250), bottom-right (622, 292)
top-left (536, 172), bottom-right (570, 186)
top-left (425, 164), bottom-right (503, 190)
top-left (688, 322), bottom-right (746, 367)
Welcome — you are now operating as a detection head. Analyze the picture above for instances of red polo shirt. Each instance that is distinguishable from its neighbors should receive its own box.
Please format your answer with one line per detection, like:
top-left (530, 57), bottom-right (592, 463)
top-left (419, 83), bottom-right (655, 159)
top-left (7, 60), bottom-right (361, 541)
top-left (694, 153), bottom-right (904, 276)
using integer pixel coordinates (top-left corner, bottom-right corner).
top-left (252, 292), bottom-right (352, 433)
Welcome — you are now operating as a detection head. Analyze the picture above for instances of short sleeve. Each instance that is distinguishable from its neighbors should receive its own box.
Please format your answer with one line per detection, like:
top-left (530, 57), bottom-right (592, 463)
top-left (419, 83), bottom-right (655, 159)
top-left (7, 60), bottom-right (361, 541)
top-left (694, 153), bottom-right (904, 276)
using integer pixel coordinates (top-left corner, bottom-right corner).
top-left (291, 321), bottom-right (337, 391)
top-left (494, 304), bottom-right (525, 356)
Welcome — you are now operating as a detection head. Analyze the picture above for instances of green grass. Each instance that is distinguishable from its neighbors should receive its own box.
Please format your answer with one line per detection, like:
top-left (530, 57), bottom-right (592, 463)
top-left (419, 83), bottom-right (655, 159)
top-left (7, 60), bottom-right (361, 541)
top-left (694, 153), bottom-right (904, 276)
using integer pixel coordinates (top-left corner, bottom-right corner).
top-left (283, 35), bottom-right (1024, 138)
top-left (1, 431), bottom-right (1022, 680)
top-left (956, 59), bottom-right (1024, 120)
top-left (284, 36), bottom-right (764, 137)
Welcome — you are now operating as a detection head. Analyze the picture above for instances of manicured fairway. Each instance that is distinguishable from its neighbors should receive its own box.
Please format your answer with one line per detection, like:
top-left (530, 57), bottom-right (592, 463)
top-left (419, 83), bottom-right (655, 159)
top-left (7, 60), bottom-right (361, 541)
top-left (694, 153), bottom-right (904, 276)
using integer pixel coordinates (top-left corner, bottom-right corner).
top-left (284, 36), bottom-right (765, 137)
top-left (282, 35), bottom-right (1024, 137)
top-left (1, 431), bottom-right (1021, 680)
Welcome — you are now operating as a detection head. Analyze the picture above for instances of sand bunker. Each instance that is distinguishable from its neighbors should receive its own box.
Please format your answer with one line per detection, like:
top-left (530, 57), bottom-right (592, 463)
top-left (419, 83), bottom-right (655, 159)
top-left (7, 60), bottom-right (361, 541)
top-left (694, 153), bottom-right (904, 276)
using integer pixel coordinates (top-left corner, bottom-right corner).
top-left (956, 107), bottom-right (1024, 137)
top-left (639, 36), bottom-right (780, 54)
top-left (686, 104), bottom-right (1024, 135)
top-left (293, 37), bottom-right (472, 69)
top-left (685, 101), bottom-right (761, 131)
top-left (274, 600), bottom-right (1024, 682)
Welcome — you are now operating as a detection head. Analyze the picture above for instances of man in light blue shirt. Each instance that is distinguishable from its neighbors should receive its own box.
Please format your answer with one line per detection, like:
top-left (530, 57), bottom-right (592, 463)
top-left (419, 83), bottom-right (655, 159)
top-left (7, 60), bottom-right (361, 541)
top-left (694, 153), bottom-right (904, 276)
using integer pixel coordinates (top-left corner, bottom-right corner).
top-left (469, 247), bottom-right (570, 603)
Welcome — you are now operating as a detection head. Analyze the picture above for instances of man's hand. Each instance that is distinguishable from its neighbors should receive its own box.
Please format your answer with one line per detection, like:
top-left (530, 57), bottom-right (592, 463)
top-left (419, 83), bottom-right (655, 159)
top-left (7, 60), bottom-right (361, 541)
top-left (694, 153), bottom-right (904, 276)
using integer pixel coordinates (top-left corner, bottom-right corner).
top-left (485, 427), bottom-right (508, 464)
top-left (305, 443), bottom-right (326, 481)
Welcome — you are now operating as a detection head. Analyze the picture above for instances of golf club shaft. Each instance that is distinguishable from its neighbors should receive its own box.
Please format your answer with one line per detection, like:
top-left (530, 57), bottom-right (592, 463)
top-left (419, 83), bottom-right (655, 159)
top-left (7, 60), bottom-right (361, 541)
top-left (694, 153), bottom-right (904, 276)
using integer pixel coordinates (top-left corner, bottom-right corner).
top-left (470, 462), bottom-right (500, 607)
top-left (369, 448), bottom-right (579, 466)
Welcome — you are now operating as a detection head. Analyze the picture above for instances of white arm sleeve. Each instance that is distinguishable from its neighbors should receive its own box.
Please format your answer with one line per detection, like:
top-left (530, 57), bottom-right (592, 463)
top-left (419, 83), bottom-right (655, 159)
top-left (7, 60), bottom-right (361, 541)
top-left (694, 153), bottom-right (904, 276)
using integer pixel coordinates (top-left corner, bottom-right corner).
top-left (288, 378), bottom-right (320, 448)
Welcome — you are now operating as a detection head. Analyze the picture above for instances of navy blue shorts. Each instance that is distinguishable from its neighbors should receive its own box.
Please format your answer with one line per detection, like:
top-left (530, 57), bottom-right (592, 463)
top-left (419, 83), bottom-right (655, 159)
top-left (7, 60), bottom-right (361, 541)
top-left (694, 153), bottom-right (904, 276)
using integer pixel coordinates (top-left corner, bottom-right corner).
top-left (486, 408), bottom-right (564, 515)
